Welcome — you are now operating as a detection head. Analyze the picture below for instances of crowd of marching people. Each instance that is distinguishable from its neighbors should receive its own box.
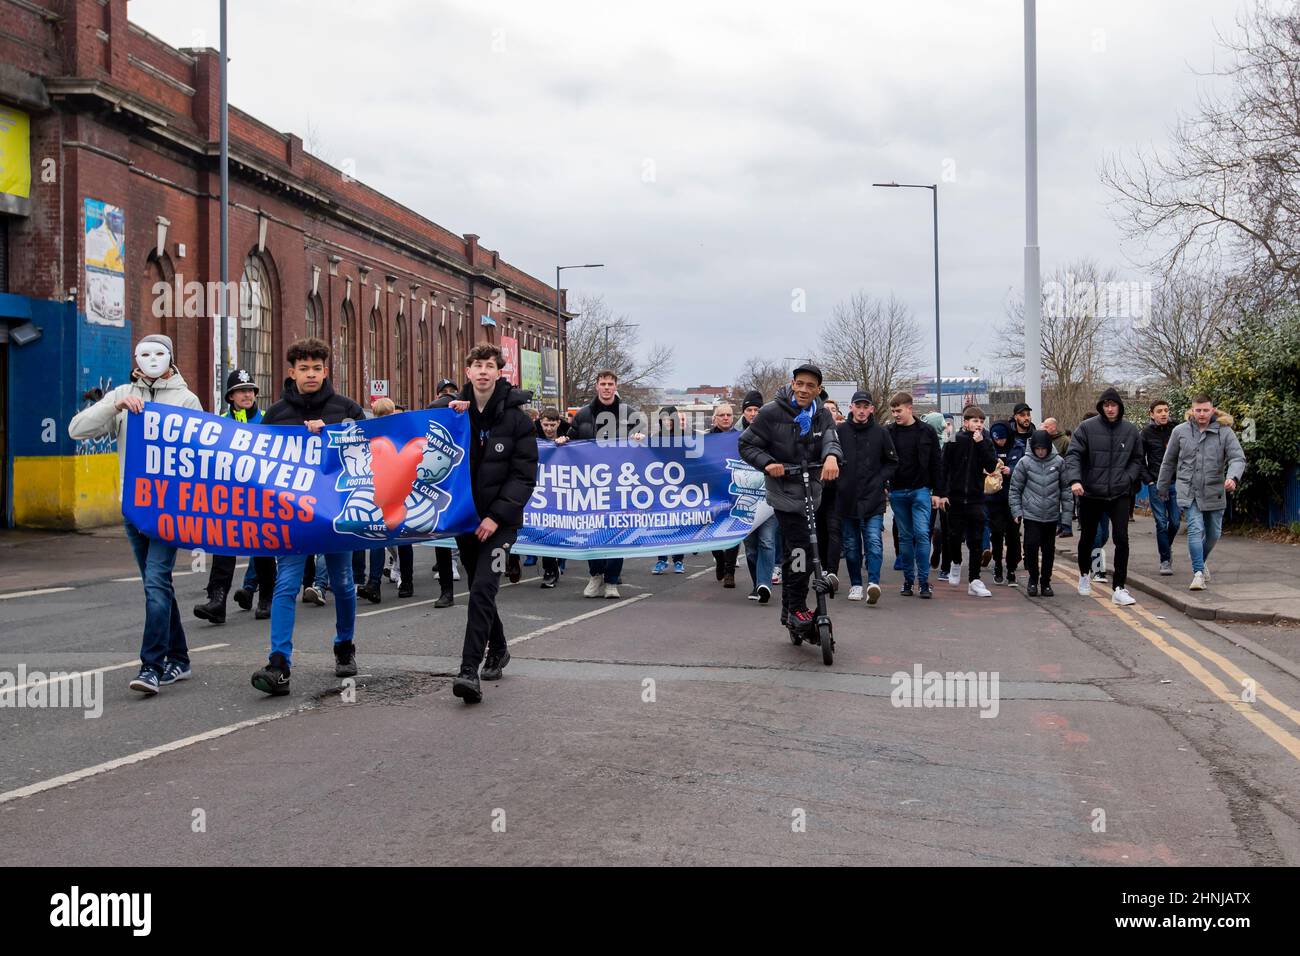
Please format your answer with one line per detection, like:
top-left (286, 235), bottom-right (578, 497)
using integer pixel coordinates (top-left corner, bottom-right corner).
top-left (69, 335), bottom-right (1248, 705)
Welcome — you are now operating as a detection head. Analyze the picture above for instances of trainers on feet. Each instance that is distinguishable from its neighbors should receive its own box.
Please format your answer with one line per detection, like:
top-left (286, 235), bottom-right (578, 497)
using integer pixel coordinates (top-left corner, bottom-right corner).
top-left (993, 565), bottom-right (1004, 585)
top-left (968, 579), bottom-right (992, 597)
top-left (847, 585), bottom-right (864, 601)
top-left (947, 566), bottom-right (961, 586)
top-left (919, 583), bottom-right (933, 599)
top-left (541, 572), bottom-right (559, 589)
top-left (1026, 581), bottom-right (1039, 597)
top-left (251, 654), bottom-right (291, 696)
top-left (481, 648), bottom-right (511, 681)
top-left (334, 640), bottom-right (357, 678)
top-left (452, 666), bottom-right (482, 704)
top-left (129, 668), bottom-right (160, 695)
top-left (771, 568), bottom-right (782, 585)
top-left (652, 560), bottom-right (668, 575)
top-left (1078, 574), bottom-right (1092, 595)
top-left (1006, 571), bottom-right (1017, 586)
top-left (900, 582), bottom-right (914, 597)
top-left (757, 585), bottom-right (771, 604)
top-left (747, 588), bottom-right (761, 601)
top-left (866, 583), bottom-right (881, 605)
top-left (1159, 560), bottom-right (1173, 576)
top-left (1112, 587), bottom-right (1136, 607)
top-left (1189, 571), bottom-right (1206, 591)
top-left (159, 661), bottom-right (191, 685)
top-left (981, 548), bottom-right (993, 568)
top-left (673, 560), bottom-right (685, 574)
top-left (302, 586), bottom-right (325, 606)
top-left (1040, 583), bottom-right (1055, 597)
top-left (604, 583), bottom-right (621, 599)
top-left (583, 574), bottom-right (605, 598)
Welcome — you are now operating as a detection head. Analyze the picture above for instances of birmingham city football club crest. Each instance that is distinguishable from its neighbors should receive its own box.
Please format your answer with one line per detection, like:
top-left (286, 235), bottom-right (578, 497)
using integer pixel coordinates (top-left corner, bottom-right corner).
top-left (725, 457), bottom-right (765, 523)
top-left (330, 418), bottom-right (465, 540)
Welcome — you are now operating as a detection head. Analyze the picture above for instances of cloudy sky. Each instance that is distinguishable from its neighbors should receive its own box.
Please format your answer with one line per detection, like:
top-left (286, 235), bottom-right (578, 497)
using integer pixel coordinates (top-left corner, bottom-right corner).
top-left (130, 0), bottom-right (1239, 388)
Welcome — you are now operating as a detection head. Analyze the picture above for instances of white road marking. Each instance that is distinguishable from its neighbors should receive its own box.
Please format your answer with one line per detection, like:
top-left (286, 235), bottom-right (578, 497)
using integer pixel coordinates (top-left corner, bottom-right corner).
top-left (508, 593), bottom-right (653, 646)
top-left (0, 707), bottom-right (301, 805)
top-left (0, 643), bottom-right (230, 699)
top-left (356, 578), bottom-right (522, 617)
top-left (0, 587), bottom-right (75, 600)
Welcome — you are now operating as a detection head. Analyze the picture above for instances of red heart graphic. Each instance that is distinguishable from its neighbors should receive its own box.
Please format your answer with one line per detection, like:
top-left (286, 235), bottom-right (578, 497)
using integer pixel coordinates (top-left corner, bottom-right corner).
top-left (369, 436), bottom-right (426, 529)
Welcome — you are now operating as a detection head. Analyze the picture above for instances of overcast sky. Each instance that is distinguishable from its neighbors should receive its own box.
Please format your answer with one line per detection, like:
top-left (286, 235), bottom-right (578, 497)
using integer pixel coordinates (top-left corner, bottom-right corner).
top-left (130, 0), bottom-right (1240, 389)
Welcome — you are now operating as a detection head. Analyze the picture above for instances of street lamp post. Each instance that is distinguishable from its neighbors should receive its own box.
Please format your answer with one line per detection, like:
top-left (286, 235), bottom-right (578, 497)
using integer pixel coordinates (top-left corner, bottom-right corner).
top-left (603, 322), bottom-right (639, 367)
top-left (1024, 0), bottom-right (1042, 420)
top-left (556, 263), bottom-right (604, 411)
top-left (219, 0), bottom-right (230, 409)
top-left (873, 181), bottom-right (941, 412)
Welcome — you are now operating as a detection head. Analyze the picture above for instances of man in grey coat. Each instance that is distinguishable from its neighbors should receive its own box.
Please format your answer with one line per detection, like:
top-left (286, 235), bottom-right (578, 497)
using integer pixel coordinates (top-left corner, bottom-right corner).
top-left (1156, 393), bottom-right (1247, 591)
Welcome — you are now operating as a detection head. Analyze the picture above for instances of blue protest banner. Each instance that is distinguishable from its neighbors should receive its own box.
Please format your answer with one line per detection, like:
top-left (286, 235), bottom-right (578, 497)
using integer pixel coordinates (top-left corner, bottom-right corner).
top-left (123, 404), bottom-right (479, 555)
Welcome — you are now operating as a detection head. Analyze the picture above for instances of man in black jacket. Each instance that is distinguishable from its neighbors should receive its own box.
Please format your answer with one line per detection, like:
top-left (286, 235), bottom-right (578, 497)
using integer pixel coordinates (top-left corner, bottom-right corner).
top-left (938, 405), bottom-right (999, 597)
top-left (568, 369), bottom-right (645, 599)
top-left (1141, 398), bottom-right (1180, 575)
top-left (836, 392), bottom-right (897, 605)
top-left (447, 344), bottom-right (539, 703)
top-left (738, 364), bottom-right (842, 632)
top-left (886, 391), bottom-right (942, 598)
top-left (251, 338), bottom-right (366, 697)
top-left (1064, 386), bottom-right (1144, 606)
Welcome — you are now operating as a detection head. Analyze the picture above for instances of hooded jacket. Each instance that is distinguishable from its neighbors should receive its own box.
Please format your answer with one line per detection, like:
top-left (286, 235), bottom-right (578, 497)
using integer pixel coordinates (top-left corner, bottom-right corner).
top-left (68, 367), bottom-right (203, 499)
top-left (1009, 430), bottom-right (1073, 524)
top-left (1139, 418), bottom-right (1176, 486)
top-left (1063, 387), bottom-right (1143, 500)
top-left (262, 378), bottom-right (365, 427)
top-left (453, 378), bottom-right (539, 529)
top-left (570, 393), bottom-right (643, 442)
top-left (939, 427), bottom-right (999, 505)
top-left (1155, 410), bottom-right (1247, 513)
top-left (834, 415), bottom-right (898, 520)
top-left (737, 384), bottom-right (843, 513)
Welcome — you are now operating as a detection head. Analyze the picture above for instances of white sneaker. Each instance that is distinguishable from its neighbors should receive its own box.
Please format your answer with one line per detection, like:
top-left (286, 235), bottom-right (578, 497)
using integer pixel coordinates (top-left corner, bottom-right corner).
top-left (847, 585), bottom-right (864, 601)
top-left (452, 564), bottom-right (461, 582)
top-left (583, 574), bottom-right (604, 598)
top-left (1111, 587), bottom-right (1136, 607)
top-left (947, 566), bottom-right (961, 586)
top-left (866, 583), bottom-right (881, 605)
top-left (968, 579), bottom-right (992, 597)
top-left (1202, 566), bottom-right (1211, 584)
top-left (1189, 572), bottom-right (1206, 591)
top-left (1078, 574), bottom-right (1092, 596)
top-left (771, 568), bottom-right (782, 585)
top-left (604, 583), bottom-right (621, 599)
top-left (1159, 561), bottom-right (1173, 576)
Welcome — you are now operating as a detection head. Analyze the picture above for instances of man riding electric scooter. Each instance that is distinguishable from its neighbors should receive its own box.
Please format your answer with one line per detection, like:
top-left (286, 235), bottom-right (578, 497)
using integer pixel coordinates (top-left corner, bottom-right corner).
top-left (738, 363), bottom-right (843, 664)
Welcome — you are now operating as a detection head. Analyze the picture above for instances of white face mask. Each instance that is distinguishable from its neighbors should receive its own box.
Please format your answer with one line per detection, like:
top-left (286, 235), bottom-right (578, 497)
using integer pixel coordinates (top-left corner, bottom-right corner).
top-left (134, 342), bottom-right (171, 379)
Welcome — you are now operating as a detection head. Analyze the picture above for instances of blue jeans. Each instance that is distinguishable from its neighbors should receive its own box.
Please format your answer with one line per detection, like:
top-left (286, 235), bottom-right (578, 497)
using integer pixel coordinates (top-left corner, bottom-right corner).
top-left (1149, 484), bottom-right (1181, 563)
top-left (842, 514), bottom-right (884, 586)
top-left (272, 552), bottom-right (356, 665)
top-left (890, 488), bottom-right (933, 585)
top-left (242, 560), bottom-right (258, 590)
top-left (745, 514), bottom-right (778, 590)
top-left (588, 558), bottom-right (623, 584)
top-left (123, 519), bottom-right (189, 674)
top-left (1184, 502), bottom-right (1223, 573)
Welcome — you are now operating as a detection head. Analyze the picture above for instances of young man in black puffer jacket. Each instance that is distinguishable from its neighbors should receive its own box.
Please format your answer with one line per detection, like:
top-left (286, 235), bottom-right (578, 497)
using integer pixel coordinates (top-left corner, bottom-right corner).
top-left (446, 344), bottom-right (539, 704)
top-left (1064, 386), bottom-right (1144, 606)
top-left (252, 338), bottom-right (366, 697)
top-left (938, 405), bottom-right (999, 597)
top-left (835, 391), bottom-right (897, 605)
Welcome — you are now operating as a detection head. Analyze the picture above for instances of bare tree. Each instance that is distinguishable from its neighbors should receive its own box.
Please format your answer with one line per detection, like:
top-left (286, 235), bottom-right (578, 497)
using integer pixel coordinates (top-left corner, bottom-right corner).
top-left (730, 356), bottom-right (790, 409)
top-left (1118, 270), bottom-right (1236, 384)
top-left (816, 292), bottom-right (924, 413)
top-left (995, 259), bottom-right (1119, 429)
top-left (1102, 3), bottom-right (1300, 309)
top-left (564, 293), bottom-right (674, 407)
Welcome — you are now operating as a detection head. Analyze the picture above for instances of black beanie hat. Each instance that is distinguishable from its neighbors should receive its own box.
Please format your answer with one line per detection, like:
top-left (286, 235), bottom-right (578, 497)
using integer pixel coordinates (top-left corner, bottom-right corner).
top-left (742, 390), bottom-right (763, 410)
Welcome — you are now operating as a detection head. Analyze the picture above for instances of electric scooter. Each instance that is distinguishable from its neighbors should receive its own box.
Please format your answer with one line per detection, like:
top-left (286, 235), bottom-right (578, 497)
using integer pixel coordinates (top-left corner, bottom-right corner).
top-left (782, 460), bottom-right (834, 666)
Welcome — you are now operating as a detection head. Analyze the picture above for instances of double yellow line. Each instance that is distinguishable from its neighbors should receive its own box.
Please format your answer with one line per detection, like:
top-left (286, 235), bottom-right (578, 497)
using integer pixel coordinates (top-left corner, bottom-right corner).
top-left (1051, 568), bottom-right (1300, 763)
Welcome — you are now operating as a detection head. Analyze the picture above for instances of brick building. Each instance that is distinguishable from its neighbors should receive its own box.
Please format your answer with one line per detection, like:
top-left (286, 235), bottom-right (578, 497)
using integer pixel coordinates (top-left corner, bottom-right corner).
top-left (0, 0), bottom-right (566, 529)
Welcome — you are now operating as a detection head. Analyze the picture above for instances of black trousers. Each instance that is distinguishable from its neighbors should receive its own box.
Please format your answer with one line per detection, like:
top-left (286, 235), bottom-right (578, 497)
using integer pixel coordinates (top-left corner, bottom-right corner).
top-left (1077, 496), bottom-right (1131, 587)
top-left (1022, 519), bottom-right (1057, 585)
top-left (455, 528), bottom-right (516, 669)
top-left (711, 545), bottom-right (740, 575)
top-left (776, 508), bottom-right (813, 612)
top-left (396, 544), bottom-right (413, 586)
top-left (815, 499), bottom-right (842, 576)
top-left (944, 501), bottom-right (987, 581)
top-left (208, 554), bottom-right (276, 604)
top-left (433, 546), bottom-right (454, 590)
top-left (987, 500), bottom-right (1021, 571)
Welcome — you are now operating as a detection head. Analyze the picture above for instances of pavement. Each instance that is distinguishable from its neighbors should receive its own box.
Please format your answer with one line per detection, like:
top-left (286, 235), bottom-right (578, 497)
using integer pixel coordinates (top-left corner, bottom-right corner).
top-left (1, 527), bottom-right (1299, 865)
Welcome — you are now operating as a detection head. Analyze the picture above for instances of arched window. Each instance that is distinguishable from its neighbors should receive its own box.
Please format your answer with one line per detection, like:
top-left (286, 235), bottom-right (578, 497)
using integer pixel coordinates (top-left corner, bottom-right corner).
top-left (336, 301), bottom-right (355, 399)
top-left (417, 317), bottom-right (428, 407)
top-left (367, 307), bottom-right (381, 387)
top-left (305, 292), bottom-right (322, 340)
top-left (394, 314), bottom-right (407, 409)
top-left (239, 253), bottom-right (276, 407)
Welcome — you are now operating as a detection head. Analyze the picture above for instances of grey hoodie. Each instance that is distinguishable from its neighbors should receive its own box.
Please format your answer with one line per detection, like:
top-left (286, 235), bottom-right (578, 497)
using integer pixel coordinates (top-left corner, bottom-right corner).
top-left (1156, 412), bottom-right (1246, 512)
top-left (68, 369), bottom-right (203, 499)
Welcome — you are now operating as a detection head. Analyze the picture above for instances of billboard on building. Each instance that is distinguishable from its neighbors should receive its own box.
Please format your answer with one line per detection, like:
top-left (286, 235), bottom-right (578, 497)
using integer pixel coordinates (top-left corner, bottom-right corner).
top-left (84, 198), bottom-right (125, 327)
top-left (0, 106), bottom-right (31, 200)
top-left (520, 349), bottom-right (542, 397)
top-left (542, 348), bottom-right (559, 396)
top-left (499, 335), bottom-right (519, 385)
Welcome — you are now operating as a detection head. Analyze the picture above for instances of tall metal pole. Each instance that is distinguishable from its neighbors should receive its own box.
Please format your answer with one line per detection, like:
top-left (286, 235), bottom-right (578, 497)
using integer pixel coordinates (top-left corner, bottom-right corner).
top-left (1023, 0), bottom-right (1043, 419)
top-left (219, 0), bottom-right (230, 407)
top-left (931, 185), bottom-right (942, 414)
top-left (556, 267), bottom-right (564, 410)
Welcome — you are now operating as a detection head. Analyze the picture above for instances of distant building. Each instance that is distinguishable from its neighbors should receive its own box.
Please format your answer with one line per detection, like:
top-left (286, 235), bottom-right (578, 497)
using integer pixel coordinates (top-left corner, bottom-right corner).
top-left (911, 378), bottom-right (990, 416)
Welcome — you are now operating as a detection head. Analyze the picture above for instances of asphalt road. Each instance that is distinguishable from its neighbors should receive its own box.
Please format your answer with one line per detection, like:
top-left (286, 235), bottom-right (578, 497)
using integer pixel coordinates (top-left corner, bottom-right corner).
top-left (1, 543), bottom-right (1298, 865)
